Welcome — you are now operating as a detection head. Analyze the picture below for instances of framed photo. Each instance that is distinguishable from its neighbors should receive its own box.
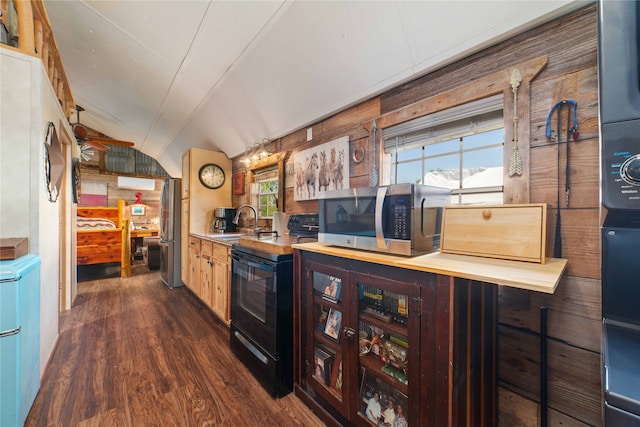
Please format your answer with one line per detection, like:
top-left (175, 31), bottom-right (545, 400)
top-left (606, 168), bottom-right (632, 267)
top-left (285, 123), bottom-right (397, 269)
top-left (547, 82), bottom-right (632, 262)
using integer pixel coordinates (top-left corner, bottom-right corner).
top-left (314, 271), bottom-right (342, 303)
top-left (314, 346), bottom-right (334, 386)
top-left (317, 306), bottom-right (329, 331)
top-left (130, 204), bottom-right (146, 216)
top-left (330, 357), bottom-right (343, 391)
top-left (324, 308), bottom-right (342, 341)
top-left (358, 370), bottom-right (408, 426)
top-left (232, 172), bottom-right (245, 195)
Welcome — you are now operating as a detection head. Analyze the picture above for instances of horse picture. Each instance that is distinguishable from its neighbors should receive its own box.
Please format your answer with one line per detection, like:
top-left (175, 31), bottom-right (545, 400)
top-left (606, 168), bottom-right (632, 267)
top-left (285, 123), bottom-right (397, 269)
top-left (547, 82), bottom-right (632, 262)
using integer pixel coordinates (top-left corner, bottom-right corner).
top-left (318, 150), bottom-right (331, 192)
top-left (305, 152), bottom-right (319, 198)
top-left (294, 136), bottom-right (350, 201)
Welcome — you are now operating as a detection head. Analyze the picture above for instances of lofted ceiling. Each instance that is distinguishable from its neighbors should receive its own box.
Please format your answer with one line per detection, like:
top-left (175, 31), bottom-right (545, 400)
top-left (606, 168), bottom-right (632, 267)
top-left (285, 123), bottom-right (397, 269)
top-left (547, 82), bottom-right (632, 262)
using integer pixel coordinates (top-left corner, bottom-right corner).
top-left (44, 0), bottom-right (585, 177)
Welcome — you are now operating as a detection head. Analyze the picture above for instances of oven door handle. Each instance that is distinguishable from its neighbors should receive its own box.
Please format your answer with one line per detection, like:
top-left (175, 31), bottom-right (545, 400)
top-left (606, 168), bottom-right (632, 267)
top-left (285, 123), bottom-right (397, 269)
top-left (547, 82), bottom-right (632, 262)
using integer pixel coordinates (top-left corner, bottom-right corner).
top-left (233, 256), bottom-right (276, 272)
top-left (375, 186), bottom-right (388, 250)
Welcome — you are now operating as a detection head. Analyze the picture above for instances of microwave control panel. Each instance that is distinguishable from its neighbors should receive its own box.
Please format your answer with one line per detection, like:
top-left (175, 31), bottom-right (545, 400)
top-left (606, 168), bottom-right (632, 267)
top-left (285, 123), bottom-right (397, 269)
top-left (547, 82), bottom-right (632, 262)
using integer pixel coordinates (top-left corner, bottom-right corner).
top-left (602, 120), bottom-right (640, 210)
top-left (388, 195), bottom-right (410, 239)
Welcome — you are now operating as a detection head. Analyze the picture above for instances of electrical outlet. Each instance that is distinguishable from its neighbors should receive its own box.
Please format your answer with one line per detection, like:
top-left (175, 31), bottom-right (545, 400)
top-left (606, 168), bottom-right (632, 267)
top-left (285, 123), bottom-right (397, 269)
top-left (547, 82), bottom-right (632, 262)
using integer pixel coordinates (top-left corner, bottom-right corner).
top-left (307, 127), bottom-right (313, 141)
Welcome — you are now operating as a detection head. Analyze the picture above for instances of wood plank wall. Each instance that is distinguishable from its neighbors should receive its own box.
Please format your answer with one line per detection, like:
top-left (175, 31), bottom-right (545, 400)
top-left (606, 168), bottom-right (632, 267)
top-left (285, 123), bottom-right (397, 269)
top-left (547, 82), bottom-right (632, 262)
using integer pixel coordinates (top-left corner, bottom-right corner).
top-left (79, 167), bottom-right (163, 229)
top-left (233, 5), bottom-right (601, 425)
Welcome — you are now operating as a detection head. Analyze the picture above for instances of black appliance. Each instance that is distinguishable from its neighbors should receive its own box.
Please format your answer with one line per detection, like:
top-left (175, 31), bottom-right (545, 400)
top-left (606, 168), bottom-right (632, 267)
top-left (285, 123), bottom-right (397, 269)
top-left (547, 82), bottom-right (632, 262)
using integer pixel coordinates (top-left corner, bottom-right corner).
top-left (599, 1), bottom-right (640, 425)
top-left (287, 213), bottom-right (319, 239)
top-left (228, 214), bottom-right (319, 398)
top-left (599, 0), bottom-right (640, 211)
top-left (213, 207), bottom-right (236, 233)
top-left (230, 244), bottom-right (294, 398)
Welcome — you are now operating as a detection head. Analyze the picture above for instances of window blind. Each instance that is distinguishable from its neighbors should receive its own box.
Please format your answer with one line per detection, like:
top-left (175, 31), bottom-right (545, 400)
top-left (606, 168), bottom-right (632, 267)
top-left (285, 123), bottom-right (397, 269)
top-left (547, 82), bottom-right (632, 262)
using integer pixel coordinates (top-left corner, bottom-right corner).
top-left (382, 94), bottom-right (504, 151)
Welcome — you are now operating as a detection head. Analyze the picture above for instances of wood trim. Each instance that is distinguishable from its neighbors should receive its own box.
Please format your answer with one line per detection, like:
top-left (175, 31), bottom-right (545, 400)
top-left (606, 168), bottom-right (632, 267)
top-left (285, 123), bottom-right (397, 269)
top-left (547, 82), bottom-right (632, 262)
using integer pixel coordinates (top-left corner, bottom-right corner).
top-left (374, 55), bottom-right (548, 130)
top-left (367, 55), bottom-right (547, 204)
top-left (6, 0), bottom-right (76, 117)
top-left (121, 219), bottom-right (131, 277)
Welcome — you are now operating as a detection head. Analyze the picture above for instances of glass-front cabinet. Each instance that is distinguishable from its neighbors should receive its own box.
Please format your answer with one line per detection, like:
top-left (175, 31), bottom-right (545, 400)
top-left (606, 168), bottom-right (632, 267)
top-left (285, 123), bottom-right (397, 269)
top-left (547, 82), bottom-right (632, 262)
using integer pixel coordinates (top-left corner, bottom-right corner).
top-left (297, 254), bottom-right (423, 426)
top-left (301, 260), bottom-right (350, 419)
top-left (294, 248), bottom-right (497, 427)
top-left (352, 271), bottom-right (420, 427)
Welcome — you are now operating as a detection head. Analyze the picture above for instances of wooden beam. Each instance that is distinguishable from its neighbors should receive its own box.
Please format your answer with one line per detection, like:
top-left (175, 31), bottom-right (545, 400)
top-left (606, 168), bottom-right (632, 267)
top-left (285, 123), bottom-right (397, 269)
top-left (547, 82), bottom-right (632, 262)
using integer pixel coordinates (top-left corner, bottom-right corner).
top-left (14, 0), bottom-right (35, 54)
top-left (374, 55), bottom-right (548, 130)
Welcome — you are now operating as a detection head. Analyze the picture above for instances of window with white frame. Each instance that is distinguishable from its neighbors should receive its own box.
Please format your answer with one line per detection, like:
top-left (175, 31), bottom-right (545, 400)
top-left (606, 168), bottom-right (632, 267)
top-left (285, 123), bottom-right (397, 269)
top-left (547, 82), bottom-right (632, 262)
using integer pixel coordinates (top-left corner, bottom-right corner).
top-left (383, 95), bottom-right (504, 205)
top-left (252, 167), bottom-right (279, 219)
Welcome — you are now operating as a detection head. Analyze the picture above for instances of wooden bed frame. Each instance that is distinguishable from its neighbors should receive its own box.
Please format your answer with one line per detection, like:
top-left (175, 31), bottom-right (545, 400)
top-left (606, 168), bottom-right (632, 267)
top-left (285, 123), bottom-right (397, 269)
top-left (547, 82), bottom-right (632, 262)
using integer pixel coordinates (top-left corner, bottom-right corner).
top-left (77, 200), bottom-right (131, 277)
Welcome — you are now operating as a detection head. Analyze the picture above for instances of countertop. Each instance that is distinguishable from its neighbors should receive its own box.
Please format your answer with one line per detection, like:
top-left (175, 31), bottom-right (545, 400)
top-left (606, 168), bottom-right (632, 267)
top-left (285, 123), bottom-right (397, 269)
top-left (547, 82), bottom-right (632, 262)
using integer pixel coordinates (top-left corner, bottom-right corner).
top-left (291, 242), bottom-right (567, 294)
top-left (190, 232), bottom-right (239, 247)
top-left (190, 232), bottom-right (302, 253)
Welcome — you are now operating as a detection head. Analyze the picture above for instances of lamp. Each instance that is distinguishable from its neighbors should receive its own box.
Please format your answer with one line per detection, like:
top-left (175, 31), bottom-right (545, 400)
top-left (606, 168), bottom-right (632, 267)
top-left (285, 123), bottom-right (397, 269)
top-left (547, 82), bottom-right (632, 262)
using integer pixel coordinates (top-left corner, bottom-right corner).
top-left (241, 138), bottom-right (272, 167)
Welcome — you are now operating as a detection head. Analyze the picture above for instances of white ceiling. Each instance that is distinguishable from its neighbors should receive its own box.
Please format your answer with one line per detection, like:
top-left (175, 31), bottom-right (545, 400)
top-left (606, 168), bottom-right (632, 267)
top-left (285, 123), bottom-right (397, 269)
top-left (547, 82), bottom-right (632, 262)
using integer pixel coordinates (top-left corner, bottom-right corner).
top-left (44, 0), bottom-right (585, 177)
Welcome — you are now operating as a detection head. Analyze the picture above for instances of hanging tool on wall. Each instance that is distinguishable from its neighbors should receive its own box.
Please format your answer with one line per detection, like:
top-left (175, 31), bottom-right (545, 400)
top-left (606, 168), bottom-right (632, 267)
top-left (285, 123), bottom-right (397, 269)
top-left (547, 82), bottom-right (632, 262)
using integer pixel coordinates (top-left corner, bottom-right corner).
top-left (545, 100), bottom-right (579, 258)
top-left (371, 119), bottom-right (379, 186)
top-left (508, 69), bottom-right (523, 177)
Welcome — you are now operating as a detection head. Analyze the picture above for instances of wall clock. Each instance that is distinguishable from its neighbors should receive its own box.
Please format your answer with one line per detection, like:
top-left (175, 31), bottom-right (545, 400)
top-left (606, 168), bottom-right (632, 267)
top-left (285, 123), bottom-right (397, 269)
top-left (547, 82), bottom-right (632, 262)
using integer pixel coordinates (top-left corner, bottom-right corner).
top-left (198, 163), bottom-right (225, 189)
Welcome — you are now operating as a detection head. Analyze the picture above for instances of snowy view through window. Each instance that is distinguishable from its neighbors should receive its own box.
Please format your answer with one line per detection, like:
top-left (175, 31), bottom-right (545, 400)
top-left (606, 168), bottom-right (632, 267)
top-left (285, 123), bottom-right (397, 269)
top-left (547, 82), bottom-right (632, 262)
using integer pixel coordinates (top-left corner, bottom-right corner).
top-left (389, 128), bottom-right (504, 204)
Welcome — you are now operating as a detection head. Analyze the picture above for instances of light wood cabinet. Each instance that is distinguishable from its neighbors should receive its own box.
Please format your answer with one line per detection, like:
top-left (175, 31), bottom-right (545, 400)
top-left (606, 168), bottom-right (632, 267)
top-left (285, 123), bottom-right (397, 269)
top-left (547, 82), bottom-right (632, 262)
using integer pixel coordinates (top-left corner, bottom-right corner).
top-left (200, 254), bottom-right (213, 305)
top-left (185, 234), bottom-right (231, 325)
top-left (181, 148), bottom-right (232, 235)
top-left (187, 240), bottom-right (201, 295)
top-left (181, 151), bottom-right (190, 199)
top-left (180, 148), bottom-right (232, 289)
top-left (211, 242), bottom-right (231, 323)
top-left (200, 240), bottom-right (213, 305)
top-left (181, 199), bottom-right (190, 285)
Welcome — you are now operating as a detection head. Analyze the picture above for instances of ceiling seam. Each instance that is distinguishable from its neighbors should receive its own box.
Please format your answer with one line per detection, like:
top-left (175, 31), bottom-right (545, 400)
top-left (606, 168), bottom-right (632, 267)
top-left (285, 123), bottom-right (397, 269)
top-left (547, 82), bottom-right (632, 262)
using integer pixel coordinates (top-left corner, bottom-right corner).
top-left (154, 1), bottom-right (293, 159)
top-left (141, 0), bottom-right (214, 152)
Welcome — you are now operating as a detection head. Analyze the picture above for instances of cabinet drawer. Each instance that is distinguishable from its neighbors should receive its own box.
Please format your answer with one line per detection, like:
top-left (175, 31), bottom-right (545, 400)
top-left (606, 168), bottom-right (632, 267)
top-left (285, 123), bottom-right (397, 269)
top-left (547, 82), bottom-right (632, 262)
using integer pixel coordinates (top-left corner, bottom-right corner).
top-left (440, 203), bottom-right (550, 263)
top-left (212, 242), bottom-right (229, 263)
top-left (188, 236), bottom-right (201, 252)
top-left (201, 240), bottom-right (213, 256)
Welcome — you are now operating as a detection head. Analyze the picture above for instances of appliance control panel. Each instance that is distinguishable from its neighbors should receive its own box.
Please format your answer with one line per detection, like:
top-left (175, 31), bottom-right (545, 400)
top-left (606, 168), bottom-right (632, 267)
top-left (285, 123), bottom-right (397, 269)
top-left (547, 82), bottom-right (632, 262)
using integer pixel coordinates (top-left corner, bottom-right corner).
top-left (389, 195), bottom-right (410, 239)
top-left (602, 120), bottom-right (640, 210)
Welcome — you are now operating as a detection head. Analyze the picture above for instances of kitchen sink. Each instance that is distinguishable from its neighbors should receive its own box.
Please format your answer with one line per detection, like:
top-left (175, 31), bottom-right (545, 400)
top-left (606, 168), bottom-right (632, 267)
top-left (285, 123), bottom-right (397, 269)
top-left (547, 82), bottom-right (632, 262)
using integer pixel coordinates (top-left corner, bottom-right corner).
top-left (205, 233), bottom-right (246, 241)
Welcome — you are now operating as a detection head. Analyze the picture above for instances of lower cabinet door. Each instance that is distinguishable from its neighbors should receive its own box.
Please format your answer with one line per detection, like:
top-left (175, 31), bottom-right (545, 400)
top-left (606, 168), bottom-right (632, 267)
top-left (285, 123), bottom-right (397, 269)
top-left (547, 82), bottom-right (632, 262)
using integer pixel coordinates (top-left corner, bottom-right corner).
top-left (301, 259), bottom-right (351, 421)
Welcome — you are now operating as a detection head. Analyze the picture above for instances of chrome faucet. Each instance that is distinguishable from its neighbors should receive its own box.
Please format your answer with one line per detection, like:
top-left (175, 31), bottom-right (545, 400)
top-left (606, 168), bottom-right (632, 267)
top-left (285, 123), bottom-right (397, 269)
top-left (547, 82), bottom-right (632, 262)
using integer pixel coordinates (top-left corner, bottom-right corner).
top-left (232, 205), bottom-right (261, 236)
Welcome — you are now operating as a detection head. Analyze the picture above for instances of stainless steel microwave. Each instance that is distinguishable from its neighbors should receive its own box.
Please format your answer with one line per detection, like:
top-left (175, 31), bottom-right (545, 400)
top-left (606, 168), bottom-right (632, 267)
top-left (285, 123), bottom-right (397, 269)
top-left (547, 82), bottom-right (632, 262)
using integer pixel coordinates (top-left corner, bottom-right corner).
top-left (318, 184), bottom-right (450, 256)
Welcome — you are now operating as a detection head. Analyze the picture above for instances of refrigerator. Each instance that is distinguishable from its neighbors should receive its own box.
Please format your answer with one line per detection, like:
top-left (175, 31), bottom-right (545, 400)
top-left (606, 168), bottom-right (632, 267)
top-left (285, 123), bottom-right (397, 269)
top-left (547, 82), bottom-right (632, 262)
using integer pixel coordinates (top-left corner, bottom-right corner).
top-left (159, 178), bottom-right (183, 288)
top-left (0, 254), bottom-right (40, 427)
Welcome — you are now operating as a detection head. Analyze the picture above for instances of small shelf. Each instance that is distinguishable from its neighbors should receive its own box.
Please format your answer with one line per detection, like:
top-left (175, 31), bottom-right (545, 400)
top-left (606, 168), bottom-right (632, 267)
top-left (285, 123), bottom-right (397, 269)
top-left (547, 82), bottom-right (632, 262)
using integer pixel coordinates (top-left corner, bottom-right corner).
top-left (359, 311), bottom-right (408, 338)
top-left (314, 329), bottom-right (341, 350)
top-left (360, 353), bottom-right (409, 395)
top-left (313, 293), bottom-right (342, 310)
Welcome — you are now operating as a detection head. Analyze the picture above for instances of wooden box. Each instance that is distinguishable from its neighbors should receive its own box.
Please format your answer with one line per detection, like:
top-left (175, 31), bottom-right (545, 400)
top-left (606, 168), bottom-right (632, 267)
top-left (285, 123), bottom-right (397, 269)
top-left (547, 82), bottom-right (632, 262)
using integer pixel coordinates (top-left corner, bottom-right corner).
top-left (440, 204), bottom-right (551, 264)
top-left (0, 238), bottom-right (28, 260)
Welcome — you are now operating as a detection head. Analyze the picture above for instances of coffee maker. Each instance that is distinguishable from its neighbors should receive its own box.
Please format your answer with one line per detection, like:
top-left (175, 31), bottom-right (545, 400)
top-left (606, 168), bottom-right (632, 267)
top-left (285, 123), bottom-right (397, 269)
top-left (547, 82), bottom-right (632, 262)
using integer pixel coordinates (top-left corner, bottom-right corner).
top-left (213, 207), bottom-right (237, 233)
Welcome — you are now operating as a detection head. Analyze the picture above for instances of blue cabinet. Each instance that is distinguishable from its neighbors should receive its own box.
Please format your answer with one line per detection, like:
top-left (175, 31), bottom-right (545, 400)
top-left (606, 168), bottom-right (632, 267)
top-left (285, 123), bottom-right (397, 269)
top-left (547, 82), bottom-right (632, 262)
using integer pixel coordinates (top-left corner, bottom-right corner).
top-left (0, 254), bottom-right (41, 427)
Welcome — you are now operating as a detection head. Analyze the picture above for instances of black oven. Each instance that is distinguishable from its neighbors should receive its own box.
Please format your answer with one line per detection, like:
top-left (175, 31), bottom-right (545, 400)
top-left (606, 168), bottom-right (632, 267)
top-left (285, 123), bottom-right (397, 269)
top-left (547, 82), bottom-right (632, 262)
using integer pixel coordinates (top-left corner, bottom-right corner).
top-left (599, 1), bottom-right (640, 424)
top-left (230, 244), bottom-right (293, 398)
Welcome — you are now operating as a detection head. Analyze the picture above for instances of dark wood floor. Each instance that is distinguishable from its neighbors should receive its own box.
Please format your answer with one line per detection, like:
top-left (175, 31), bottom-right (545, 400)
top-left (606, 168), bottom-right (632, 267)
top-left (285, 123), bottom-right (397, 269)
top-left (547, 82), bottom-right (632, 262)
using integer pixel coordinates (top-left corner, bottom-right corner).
top-left (26, 266), bottom-right (326, 426)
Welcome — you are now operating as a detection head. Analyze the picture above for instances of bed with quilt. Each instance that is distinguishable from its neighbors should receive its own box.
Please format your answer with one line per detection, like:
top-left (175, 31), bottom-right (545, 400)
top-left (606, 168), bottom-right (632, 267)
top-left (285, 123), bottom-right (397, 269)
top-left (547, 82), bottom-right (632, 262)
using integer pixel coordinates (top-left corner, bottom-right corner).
top-left (76, 201), bottom-right (128, 271)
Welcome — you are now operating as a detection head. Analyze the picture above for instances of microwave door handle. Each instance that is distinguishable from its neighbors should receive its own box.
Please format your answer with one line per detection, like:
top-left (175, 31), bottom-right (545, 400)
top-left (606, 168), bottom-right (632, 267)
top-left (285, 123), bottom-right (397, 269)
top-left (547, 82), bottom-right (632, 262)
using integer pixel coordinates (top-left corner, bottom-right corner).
top-left (375, 186), bottom-right (388, 250)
